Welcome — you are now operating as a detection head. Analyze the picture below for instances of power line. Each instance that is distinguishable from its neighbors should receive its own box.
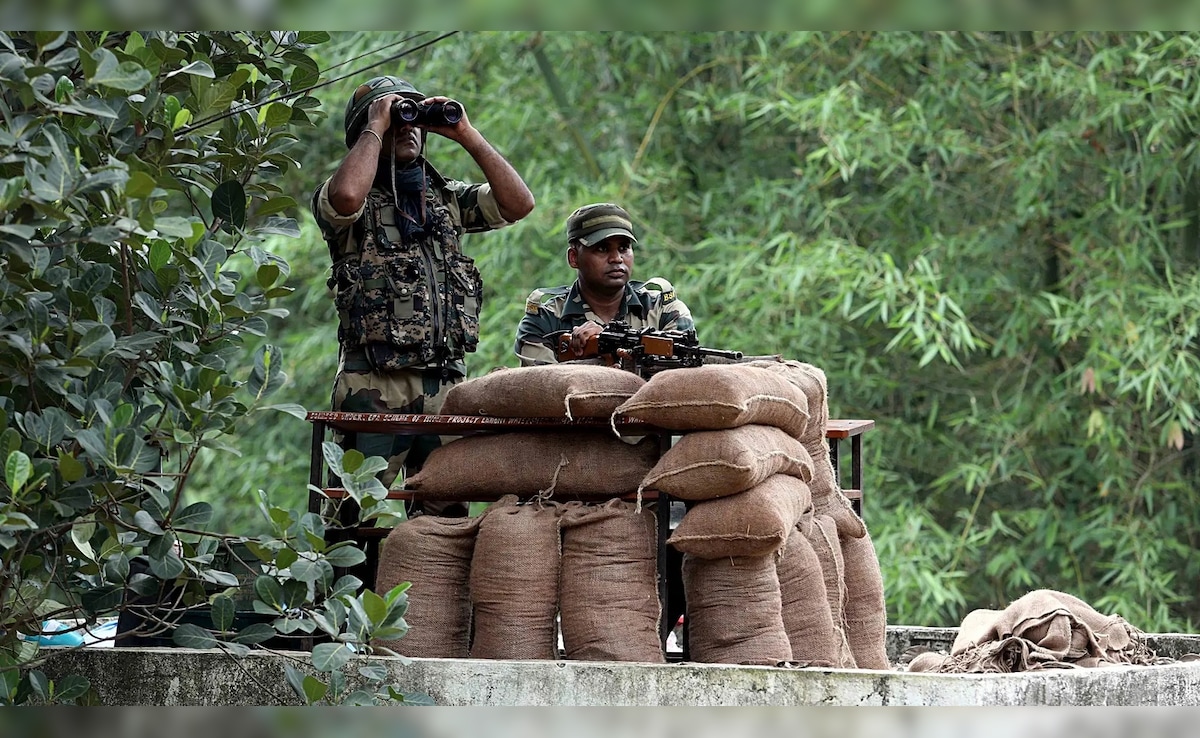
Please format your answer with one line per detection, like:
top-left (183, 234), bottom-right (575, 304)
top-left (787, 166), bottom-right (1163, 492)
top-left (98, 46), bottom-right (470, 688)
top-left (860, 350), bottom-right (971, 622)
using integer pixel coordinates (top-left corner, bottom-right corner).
top-left (176, 31), bottom-right (460, 136)
top-left (320, 32), bottom-right (429, 74)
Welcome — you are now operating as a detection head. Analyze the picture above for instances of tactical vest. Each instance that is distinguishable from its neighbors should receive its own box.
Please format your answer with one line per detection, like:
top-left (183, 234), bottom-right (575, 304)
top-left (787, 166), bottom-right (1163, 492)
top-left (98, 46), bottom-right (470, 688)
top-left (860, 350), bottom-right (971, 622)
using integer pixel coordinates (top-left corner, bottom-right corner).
top-left (328, 186), bottom-right (483, 372)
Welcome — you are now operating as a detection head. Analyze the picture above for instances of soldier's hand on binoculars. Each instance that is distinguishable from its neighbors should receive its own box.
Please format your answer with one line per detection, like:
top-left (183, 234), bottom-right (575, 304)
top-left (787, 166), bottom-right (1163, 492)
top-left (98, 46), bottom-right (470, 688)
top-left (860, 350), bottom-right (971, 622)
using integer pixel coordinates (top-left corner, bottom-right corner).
top-left (419, 96), bottom-right (469, 139)
top-left (367, 93), bottom-right (402, 132)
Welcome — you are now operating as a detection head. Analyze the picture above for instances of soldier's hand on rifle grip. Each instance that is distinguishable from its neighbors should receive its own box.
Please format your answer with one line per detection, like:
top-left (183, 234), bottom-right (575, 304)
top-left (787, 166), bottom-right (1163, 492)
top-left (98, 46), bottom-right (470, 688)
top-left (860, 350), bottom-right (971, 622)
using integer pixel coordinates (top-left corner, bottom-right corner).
top-left (553, 322), bottom-right (604, 361)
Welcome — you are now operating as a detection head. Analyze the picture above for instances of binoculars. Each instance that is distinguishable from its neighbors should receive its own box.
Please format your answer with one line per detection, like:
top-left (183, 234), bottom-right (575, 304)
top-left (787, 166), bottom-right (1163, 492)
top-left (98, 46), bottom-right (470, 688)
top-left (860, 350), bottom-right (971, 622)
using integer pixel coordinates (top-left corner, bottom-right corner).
top-left (391, 98), bottom-right (464, 127)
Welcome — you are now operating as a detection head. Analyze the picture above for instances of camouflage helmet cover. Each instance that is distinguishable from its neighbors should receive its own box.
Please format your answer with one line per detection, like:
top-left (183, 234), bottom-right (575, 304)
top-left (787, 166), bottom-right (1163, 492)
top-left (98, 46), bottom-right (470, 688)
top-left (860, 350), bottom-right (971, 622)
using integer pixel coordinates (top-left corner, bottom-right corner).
top-left (343, 75), bottom-right (425, 148)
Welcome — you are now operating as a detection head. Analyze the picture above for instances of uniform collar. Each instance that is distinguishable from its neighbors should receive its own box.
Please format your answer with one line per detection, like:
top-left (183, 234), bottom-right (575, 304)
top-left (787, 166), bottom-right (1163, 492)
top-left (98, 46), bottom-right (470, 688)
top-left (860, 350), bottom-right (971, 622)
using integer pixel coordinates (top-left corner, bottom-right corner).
top-left (563, 280), bottom-right (649, 320)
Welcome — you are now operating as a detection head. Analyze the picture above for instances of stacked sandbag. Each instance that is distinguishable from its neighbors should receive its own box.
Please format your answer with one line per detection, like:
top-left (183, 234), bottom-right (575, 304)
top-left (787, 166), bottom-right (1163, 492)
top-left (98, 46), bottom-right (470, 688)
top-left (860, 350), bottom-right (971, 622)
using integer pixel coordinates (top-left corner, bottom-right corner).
top-left (613, 363), bottom-right (811, 437)
top-left (839, 523), bottom-right (889, 668)
top-left (441, 363), bottom-right (646, 420)
top-left (776, 524), bottom-right (840, 666)
top-left (683, 553), bottom-right (792, 665)
top-left (743, 359), bottom-right (864, 539)
top-left (611, 364), bottom-right (824, 665)
top-left (667, 473), bottom-right (813, 559)
top-left (372, 514), bottom-right (481, 658)
top-left (641, 424), bottom-right (813, 501)
top-left (805, 514), bottom-right (855, 667)
top-left (404, 430), bottom-right (659, 502)
top-left (558, 500), bottom-right (664, 663)
top-left (413, 366), bottom-right (665, 663)
top-left (744, 359), bottom-right (888, 669)
top-left (469, 495), bottom-right (562, 660)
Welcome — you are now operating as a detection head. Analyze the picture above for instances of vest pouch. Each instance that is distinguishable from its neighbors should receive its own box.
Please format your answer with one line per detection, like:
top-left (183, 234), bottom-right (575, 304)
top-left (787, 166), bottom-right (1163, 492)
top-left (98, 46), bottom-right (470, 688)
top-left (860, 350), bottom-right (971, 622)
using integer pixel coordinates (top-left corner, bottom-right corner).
top-left (384, 259), bottom-right (432, 350)
top-left (335, 261), bottom-right (393, 345)
top-left (446, 252), bottom-right (483, 354)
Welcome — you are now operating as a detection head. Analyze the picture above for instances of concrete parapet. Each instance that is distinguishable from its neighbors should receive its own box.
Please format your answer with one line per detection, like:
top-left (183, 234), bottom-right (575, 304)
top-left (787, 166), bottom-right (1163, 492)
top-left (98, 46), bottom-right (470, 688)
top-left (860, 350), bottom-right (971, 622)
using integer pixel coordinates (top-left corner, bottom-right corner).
top-left (32, 627), bottom-right (1200, 706)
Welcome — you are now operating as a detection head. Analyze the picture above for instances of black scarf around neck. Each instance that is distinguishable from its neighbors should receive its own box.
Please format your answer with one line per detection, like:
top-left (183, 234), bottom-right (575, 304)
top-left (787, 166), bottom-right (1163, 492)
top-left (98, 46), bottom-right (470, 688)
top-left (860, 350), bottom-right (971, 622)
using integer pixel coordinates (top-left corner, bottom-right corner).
top-left (377, 161), bottom-right (429, 241)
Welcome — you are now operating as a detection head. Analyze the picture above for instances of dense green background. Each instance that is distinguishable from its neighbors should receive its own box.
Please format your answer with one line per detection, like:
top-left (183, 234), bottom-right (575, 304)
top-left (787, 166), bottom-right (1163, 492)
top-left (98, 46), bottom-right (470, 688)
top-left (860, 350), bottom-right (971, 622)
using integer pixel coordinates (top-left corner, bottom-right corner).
top-left (187, 31), bottom-right (1200, 632)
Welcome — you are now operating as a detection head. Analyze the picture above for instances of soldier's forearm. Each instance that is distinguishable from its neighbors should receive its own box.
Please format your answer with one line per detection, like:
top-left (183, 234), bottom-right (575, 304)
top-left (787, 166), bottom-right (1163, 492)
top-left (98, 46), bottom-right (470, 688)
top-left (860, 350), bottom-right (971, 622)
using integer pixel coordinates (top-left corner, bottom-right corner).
top-left (459, 128), bottom-right (535, 222)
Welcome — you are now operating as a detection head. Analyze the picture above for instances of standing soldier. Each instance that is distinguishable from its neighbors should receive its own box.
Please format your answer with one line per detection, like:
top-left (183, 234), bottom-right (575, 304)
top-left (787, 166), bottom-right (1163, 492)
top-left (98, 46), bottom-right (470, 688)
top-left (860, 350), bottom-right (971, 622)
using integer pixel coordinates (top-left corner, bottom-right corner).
top-left (312, 75), bottom-right (534, 514)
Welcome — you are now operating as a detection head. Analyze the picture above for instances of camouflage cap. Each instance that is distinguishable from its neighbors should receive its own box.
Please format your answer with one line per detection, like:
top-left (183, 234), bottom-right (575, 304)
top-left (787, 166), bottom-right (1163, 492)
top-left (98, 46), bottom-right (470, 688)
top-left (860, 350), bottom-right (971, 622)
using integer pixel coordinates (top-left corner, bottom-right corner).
top-left (566, 202), bottom-right (637, 246)
top-left (343, 75), bottom-right (425, 148)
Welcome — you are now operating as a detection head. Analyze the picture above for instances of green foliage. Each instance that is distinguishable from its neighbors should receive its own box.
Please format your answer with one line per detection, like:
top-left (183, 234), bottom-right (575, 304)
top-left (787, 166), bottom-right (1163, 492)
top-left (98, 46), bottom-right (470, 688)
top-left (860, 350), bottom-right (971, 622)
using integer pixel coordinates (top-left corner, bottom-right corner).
top-left (0, 31), bottom-right (423, 706)
top-left (185, 32), bottom-right (1200, 637)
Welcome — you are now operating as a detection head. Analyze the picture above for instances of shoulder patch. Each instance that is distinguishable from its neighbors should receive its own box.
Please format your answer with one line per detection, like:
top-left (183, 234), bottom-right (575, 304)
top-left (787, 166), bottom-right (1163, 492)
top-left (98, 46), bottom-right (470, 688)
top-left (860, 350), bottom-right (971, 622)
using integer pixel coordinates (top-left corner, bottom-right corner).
top-left (643, 276), bottom-right (677, 304)
top-left (525, 288), bottom-right (546, 315)
top-left (525, 286), bottom-right (568, 314)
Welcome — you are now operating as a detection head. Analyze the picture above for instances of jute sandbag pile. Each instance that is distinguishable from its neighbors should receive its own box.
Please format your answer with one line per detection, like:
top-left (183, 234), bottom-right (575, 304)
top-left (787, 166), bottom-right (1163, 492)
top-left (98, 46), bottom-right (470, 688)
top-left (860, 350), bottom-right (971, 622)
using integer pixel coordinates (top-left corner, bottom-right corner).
top-left (374, 364), bottom-right (665, 662)
top-left (372, 359), bottom-right (889, 669)
top-left (614, 359), bottom-right (890, 668)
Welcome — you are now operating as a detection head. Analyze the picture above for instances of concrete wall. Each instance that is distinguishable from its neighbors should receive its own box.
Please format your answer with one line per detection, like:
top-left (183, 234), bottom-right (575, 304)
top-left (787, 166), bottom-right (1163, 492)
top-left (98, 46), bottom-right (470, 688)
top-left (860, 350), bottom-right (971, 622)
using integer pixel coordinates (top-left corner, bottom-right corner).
top-left (35, 627), bottom-right (1200, 706)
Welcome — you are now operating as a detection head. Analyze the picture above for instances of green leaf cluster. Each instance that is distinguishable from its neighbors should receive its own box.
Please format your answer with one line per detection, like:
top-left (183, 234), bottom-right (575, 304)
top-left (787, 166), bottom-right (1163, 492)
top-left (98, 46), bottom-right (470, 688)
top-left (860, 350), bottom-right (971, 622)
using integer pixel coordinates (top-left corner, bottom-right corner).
top-left (0, 31), bottom-right (423, 706)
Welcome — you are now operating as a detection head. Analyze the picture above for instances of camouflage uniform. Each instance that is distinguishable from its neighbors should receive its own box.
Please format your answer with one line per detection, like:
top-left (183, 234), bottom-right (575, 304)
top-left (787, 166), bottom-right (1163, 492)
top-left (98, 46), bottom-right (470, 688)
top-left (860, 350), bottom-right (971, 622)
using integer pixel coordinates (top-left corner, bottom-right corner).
top-left (311, 169), bottom-right (512, 490)
top-left (514, 277), bottom-right (696, 365)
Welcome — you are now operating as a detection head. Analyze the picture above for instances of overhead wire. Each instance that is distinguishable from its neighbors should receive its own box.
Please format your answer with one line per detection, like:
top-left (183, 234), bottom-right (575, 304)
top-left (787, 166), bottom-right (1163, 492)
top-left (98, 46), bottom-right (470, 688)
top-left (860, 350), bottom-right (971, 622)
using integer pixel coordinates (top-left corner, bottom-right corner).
top-left (175, 31), bottom-right (460, 136)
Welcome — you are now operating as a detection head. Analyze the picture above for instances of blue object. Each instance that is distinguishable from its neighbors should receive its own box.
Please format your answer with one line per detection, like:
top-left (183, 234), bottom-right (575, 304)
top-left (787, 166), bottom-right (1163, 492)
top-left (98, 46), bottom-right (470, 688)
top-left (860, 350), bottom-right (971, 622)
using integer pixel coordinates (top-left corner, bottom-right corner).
top-left (22, 619), bottom-right (86, 647)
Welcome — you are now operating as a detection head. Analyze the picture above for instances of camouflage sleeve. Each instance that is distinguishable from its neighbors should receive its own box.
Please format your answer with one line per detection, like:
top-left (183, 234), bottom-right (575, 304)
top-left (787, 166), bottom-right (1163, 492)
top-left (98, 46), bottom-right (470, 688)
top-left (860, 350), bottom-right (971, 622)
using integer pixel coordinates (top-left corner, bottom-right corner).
top-left (513, 289), bottom-right (560, 366)
top-left (643, 276), bottom-right (697, 336)
top-left (311, 178), bottom-right (365, 239)
top-left (443, 179), bottom-right (513, 234)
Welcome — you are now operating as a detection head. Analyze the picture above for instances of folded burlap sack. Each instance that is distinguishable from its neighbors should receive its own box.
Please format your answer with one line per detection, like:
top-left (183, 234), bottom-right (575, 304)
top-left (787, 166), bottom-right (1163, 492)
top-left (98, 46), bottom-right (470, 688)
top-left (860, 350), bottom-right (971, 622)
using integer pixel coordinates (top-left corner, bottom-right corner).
top-left (907, 589), bottom-right (1157, 673)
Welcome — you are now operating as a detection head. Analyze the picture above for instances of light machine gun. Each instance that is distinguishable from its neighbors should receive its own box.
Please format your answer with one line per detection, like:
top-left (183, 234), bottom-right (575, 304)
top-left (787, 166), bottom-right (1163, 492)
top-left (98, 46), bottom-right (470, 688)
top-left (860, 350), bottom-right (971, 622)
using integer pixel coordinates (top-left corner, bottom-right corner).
top-left (549, 320), bottom-right (743, 376)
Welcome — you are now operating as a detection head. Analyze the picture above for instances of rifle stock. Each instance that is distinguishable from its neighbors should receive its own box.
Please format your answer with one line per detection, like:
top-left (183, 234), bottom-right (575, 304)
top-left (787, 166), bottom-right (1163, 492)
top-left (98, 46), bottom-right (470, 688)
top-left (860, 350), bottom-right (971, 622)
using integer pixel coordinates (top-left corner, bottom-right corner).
top-left (549, 321), bottom-right (742, 373)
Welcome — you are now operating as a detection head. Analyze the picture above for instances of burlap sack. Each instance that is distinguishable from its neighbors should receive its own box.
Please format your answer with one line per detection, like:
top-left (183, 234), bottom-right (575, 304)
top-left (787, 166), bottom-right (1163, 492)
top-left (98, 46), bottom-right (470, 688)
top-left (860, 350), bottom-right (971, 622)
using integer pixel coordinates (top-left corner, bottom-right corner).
top-left (558, 500), bottom-right (664, 663)
top-left (668, 474), bottom-right (812, 559)
top-left (840, 525), bottom-right (889, 669)
top-left (777, 526), bottom-right (839, 666)
top-left (683, 553), bottom-right (792, 665)
top-left (746, 359), bottom-right (865, 539)
top-left (908, 589), bottom-right (1157, 673)
top-left (613, 364), bottom-right (810, 437)
top-left (806, 514), bottom-right (855, 667)
top-left (404, 431), bottom-right (659, 500)
top-left (640, 424), bottom-right (813, 501)
top-left (468, 496), bottom-right (562, 660)
top-left (371, 514), bottom-right (480, 658)
top-left (441, 364), bottom-right (646, 420)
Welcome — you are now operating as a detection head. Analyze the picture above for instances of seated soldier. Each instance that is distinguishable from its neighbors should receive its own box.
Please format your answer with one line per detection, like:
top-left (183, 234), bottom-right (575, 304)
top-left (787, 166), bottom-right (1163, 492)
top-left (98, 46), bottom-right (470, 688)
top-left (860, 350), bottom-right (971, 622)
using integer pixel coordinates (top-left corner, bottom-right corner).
top-left (514, 202), bottom-right (695, 365)
top-left (513, 201), bottom-right (695, 649)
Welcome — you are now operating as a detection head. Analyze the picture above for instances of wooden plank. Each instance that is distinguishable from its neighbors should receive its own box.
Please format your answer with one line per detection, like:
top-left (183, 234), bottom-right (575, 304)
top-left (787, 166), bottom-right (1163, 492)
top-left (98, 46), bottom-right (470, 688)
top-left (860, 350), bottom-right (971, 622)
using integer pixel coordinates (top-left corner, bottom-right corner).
top-left (324, 487), bottom-right (662, 506)
top-left (306, 411), bottom-right (875, 440)
top-left (305, 411), bottom-right (657, 436)
top-left (825, 419), bottom-right (875, 439)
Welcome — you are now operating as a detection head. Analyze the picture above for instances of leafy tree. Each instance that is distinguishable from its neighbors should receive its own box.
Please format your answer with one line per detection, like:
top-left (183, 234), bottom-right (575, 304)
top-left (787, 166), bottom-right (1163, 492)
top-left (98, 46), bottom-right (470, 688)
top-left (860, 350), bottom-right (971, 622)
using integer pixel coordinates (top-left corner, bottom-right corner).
top-left (0, 31), bottom-right (422, 705)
